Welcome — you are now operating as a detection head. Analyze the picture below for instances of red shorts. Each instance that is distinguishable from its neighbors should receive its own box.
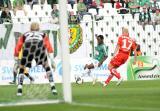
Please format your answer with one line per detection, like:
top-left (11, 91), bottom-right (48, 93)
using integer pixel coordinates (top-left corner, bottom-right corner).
top-left (110, 53), bottom-right (129, 67)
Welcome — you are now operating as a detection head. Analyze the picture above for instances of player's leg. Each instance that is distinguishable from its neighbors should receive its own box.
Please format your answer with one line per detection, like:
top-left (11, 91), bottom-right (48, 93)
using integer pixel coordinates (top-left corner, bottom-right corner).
top-left (17, 66), bottom-right (25, 96)
top-left (24, 72), bottom-right (34, 82)
top-left (43, 63), bottom-right (57, 95)
top-left (108, 64), bottom-right (121, 80)
top-left (17, 48), bottom-right (30, 96)
top-left (102, 55), bottom-right (122, 86)
top-left (82, 63), bottom-right (93, 76)
top-left (10, 61), bottom-right (19, 84)
top-left (24, 68), bottom-right (34, 83)
top-left (101, 63), bottom-right (115, 87)
top-left (83, 60), bottom-right (99, 85)
top-left (108, 64), bottom-right (123, 86)
top-left (41, 55), bottom-right (57, 95)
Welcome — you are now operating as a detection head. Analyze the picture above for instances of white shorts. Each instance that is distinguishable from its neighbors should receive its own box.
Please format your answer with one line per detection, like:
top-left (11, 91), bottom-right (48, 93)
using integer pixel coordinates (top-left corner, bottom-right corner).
top-left (87, 59), bottom-right (99, 68)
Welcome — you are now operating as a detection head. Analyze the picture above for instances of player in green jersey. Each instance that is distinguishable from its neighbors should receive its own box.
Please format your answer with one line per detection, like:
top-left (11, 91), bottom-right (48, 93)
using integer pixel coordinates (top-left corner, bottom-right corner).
top-left (75, 35), bottom-right (108, 85)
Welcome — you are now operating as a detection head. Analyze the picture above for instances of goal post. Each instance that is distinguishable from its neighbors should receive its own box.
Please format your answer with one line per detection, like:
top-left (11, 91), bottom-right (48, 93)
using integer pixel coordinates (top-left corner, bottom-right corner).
top-left (58, 0), bottom-right (72, 103)
top-left (0, 0), bottom-right (72, 106)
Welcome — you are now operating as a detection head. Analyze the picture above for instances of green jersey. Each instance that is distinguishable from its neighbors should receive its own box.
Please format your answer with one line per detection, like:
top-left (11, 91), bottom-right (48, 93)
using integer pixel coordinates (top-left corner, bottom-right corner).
top-left (94, 44), bottom-right (108, 62)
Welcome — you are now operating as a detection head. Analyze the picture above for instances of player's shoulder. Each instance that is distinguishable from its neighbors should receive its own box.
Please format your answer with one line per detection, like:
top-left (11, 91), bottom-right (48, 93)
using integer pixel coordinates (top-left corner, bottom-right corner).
top-left (118, 35), bottom-right (123, 41)
top-left (24, 31), bottom-right (46, 37)
top-left (118, 34), bottom-right (125, 39)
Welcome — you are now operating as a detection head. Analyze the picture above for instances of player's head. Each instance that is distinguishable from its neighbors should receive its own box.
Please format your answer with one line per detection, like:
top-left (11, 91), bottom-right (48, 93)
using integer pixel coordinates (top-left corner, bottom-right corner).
top-left (30, 22), bottom-right (40, 31)
top-left (122, 27), bottom-right (129, 36)
top-left (96, 35), bottom-right (104, 44)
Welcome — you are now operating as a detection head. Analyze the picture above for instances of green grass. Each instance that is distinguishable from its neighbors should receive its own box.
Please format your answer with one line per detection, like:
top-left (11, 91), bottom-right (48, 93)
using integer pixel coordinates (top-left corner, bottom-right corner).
top-left (0, 80), bottom-right (160, 111)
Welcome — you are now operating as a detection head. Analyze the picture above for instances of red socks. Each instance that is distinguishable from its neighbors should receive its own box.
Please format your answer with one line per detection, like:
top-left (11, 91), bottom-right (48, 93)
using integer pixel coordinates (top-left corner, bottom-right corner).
top-left (105, 74), bottom-right (113, 84)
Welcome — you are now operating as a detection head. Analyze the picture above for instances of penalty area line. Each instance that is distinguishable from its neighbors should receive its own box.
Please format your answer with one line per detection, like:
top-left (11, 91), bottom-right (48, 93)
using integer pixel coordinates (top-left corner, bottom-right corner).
top-left (72, 102), bottom-right (160, 111)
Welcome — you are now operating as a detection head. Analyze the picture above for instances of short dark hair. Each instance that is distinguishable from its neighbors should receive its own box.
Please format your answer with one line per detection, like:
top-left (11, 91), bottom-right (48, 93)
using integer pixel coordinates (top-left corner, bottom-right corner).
top-left (97, 35), bottom-right (104, 40)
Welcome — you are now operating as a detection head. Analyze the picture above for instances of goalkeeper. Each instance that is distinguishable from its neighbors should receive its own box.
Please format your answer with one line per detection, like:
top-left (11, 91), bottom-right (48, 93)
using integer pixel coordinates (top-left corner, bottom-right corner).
top-left (14, 22), bottom-right (57, 96)
top-left (10, 48), bottom-right (34, 84)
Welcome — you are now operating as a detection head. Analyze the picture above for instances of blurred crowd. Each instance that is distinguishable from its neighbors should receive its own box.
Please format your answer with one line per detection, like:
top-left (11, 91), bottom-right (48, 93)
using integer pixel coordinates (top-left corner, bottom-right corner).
top-left (0, 0), bottom-right (159, 30)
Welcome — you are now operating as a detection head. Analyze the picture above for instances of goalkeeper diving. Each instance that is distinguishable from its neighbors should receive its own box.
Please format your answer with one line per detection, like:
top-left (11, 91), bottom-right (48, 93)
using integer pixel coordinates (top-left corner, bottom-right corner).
top-left (14, 22), bottom-right (57, 96)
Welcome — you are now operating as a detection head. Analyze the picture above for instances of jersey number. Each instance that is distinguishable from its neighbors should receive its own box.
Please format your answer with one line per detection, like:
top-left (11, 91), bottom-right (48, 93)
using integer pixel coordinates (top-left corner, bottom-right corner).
top-left (122, 39), bottom-right (132, 51)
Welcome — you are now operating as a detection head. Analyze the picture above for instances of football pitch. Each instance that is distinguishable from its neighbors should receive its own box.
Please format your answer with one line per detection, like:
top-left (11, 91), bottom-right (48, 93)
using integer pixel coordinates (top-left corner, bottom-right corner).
top-left (0, 80), bottom-right (160, 111)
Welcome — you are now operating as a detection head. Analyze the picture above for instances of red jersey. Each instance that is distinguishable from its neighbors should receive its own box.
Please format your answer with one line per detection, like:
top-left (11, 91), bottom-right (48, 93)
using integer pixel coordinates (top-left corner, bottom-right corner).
top-left (109, 34), bottom-right (137, 67)
top-left (14, 31), bottom-right (53, 57)
top-left (117, 34), bottom-right (136, 55)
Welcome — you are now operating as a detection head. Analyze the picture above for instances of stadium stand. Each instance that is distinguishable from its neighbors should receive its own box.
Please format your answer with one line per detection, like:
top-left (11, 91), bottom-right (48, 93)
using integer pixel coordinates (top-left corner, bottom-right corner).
top-left (0, 1), bottom-right (160, 57)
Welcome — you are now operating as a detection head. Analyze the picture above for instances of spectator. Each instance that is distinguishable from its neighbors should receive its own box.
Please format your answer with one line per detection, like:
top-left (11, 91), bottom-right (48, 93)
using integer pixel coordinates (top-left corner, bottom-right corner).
top-left (40, 0), bottom-right (46, 4)
top-left (124, 0), bottom-right (129, 8)
top-left (115, 1), bottom-right (122, 9)
top-left (47, 0), bottom-right (58, 9)
top-left (13, 0), bottom-right (27, 16)
top-left (139, 0), bottom-right (150, 7)
top-left (68, 11), bottom-right (80, 24)
top-left (152, 9), bottom-right (160, 30)
top-left (139, 6), bottom-right (151, 30)
top-left (88, 0), bottom-right (104, 14)
top-left (111, 0), bottom-right (115, 8)
top-left (68, 0), bottom-right (77, 9)
top-left (150, 0), bottom-right (159, 13)
top-left (0, 0), bottom-right (11, 10)
top-left (128, 0), bottom-right (140, 18)
top-left (94, 0), bottom-right (104, 8)
top-left (0, 7), bottom-right (12, 24)
top-left (83, 0), bottom-right (92, 10)
top-left (77, 0), bottom-right (92, 20)
top-left (120, 0), bottom-right (125, 8)
top-left (83, 0), bottom-right (92, 6)
top-left (50, 4), bottom-right (59, 24)
top-left (27, 0), bottom-right (38, 9)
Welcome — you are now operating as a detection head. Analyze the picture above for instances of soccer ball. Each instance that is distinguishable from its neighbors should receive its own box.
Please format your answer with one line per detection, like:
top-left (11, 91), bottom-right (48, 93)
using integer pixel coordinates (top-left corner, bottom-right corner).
top-left (75, 76), bottom-right (83, 85)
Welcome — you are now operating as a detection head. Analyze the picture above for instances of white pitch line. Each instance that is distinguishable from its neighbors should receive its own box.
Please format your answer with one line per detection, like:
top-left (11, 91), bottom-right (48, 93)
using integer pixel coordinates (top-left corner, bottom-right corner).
top-left (72, 102), bottom-right (160, 111)
top-left (0, 100), bottom-right (62, 107)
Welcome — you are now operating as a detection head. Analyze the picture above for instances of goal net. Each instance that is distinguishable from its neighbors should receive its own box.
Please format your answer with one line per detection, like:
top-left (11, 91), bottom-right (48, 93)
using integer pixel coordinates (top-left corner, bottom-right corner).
top-left (0, 22), bottom-right (65, 106)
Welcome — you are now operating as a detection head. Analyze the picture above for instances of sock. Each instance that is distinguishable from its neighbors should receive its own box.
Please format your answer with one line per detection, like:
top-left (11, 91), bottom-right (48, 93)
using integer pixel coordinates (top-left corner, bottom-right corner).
top-left (105, 74), bottom-right (114, 84)
top-left (17, 74), bottom-right (24, 94)
top-left (47, 71), bottom-right (57, 94)
top-left (110, 68), bottom-right (121, 79)
top-left (18, 73), bottom-right (24, 85)
top-left (13, 72), bottom-right (17, 82)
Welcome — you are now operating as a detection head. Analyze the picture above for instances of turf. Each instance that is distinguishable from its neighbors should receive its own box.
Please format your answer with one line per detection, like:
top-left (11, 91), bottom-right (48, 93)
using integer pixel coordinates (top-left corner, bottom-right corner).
top-left (0, 80), bottom-right (160, 111)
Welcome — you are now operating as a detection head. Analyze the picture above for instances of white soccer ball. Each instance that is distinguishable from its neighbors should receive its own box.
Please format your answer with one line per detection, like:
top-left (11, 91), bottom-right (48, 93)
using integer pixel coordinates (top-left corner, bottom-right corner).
top-left (75, 76), bottom-right (83, 85)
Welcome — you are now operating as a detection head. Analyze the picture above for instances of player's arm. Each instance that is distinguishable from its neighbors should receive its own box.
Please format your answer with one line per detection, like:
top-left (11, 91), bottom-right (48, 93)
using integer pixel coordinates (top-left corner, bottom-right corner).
top-left (43, 35), bottom-right (55, 69)
top-left (14, 36), bottom-right (24, 58)
top-left (43, 35), bottom-right (53, 53)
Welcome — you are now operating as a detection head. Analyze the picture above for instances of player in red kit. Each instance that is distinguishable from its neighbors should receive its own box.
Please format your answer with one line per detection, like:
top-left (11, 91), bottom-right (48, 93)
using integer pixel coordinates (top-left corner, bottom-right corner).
top-left (102, 27), bottom-right (137, 86)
